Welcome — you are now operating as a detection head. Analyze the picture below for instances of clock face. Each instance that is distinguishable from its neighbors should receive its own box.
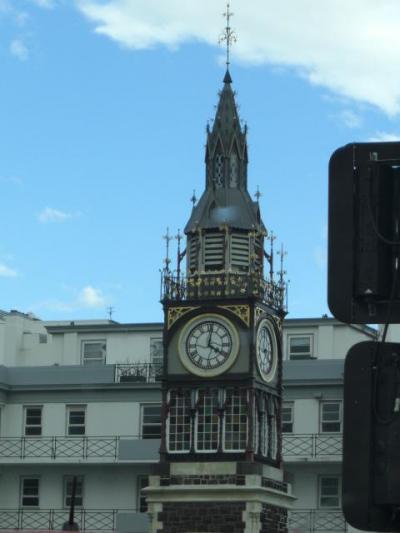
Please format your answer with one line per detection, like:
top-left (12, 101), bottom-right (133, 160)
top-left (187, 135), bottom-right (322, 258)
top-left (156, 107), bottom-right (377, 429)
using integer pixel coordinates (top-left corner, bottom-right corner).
top-left (256, 319), bottom-right (278, 382)
top-left (178, 314), bottom-right (239, 377)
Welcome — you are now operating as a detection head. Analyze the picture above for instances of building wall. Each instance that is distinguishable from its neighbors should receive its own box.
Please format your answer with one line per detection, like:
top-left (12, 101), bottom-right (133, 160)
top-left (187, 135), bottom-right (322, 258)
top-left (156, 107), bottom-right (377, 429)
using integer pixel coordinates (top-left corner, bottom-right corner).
top-left (0, 464), bottom-right (145, 509)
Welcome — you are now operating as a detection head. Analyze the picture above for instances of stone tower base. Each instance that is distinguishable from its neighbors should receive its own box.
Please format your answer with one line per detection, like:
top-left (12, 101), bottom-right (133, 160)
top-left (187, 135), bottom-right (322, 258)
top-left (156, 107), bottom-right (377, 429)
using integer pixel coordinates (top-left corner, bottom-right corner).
top-left (145, 462), bottom-right (295, 533)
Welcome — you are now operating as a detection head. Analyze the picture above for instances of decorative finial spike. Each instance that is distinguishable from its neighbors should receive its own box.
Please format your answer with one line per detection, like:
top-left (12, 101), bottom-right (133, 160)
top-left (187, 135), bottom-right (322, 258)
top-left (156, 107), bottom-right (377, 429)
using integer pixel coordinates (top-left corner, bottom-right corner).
top-left (162, 227), bottom-right (173, 272)
top-left (190, 190), bottom-right (197, 208)
top-left (219, 2), bottom-right (237, 75)
top-left (255, 186), bottom-right (262, 202)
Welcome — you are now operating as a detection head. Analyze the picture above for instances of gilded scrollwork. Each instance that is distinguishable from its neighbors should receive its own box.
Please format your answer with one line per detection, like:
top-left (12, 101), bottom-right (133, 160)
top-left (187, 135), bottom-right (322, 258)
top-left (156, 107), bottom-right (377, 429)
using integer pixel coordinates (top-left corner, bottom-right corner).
top-left (167, 306), bottom-right (199, 329)
top-left (218, 304), bottom-right (250, 327)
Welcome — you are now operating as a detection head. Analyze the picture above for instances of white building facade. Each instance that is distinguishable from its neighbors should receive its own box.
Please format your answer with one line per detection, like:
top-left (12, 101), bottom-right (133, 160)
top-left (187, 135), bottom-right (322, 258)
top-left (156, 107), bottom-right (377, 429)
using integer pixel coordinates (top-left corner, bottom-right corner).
top-left (0, 310), bottom-right (375, 532)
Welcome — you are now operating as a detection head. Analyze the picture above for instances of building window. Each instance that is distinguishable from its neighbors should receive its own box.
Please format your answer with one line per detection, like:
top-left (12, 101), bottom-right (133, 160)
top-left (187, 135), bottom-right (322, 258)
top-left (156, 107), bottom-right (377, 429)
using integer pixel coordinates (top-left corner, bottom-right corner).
top-left (196, 389), bottom-right (219, 452)
top-left (223, 388), bottom-right (248, 451)
top-left (64, 476), bottom-right (83, 508)
top-left (66, 406), bottom-right (86, 436)
top-left (288, 335), bottom-right (313, 360)
top-left (137, 476), bottom-right (149, 513)
top-left (141, 404), bottom-right (161, 439)
top-left (319, 476), bottom-right (340, 508)
top-left (20, 477), bottom-right (40, 507)
top-left (282, 402), bottom-right (294, 433)
top-left (167, 390), bottom-right (191, 452)
top-left (229, 152), bottom-right (239, 187)
top-left (24, 406), bottom-right (42, 436)
top-left (214, 153), bottom-right (224, 187)
top-left (320, 401), bottom-right (342, 433)
top-left (150, 338), bottom-right (163, 366)
top-left (81, 340), bottom-right (106, 365)
top-left (269, 397), bottom-right (278, 460)
top-left (39, 333), bottom-right (47, 344)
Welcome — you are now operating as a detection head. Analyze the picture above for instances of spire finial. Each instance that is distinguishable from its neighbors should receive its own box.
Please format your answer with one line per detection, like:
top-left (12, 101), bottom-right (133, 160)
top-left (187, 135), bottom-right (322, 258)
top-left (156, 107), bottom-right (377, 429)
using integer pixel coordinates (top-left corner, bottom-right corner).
top-left (162, 227), bottom-right (173, 272)
top-left (219, 2), bottom-right (237, 74)
top-left (190, 190), bottom-right (197, 208)
top-left (255, 186), bottom-right (262, 202)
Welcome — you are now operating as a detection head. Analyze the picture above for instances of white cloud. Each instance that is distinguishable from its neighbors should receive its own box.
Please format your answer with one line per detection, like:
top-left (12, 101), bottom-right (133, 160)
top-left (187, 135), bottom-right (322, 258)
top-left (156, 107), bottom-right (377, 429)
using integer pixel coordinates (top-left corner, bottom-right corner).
top-left (77, 0), bottom-right (400, 116)
top-left (336, 110), bottom-right (362, 129)
top-left (78, 286), bottom-right (105, 308)
top-left (38, 207), bottom-right (73, 223)
top-left (0, 263), bottom-right (17, 278)
top-left (10, 38), bottom-right (28, 61)
top-left (369, 132), bottom-right (400, 142)
top-left (33, 285), bottom-right (106, 312)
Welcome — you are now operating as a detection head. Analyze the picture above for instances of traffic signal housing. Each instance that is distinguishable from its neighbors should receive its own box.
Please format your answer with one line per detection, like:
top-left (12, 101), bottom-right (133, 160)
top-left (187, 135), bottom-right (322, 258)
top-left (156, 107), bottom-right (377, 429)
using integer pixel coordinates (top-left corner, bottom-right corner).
top-left (328, 142), bottom-right (400, 323)
top-left (343, 341), bottom-right (400, 531)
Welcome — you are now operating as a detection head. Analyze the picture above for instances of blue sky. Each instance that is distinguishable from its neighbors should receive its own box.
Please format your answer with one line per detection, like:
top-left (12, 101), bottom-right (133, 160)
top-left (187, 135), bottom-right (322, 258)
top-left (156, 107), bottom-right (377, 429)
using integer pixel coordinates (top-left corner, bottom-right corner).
top-left (1, 0), bottom-right (400, 323)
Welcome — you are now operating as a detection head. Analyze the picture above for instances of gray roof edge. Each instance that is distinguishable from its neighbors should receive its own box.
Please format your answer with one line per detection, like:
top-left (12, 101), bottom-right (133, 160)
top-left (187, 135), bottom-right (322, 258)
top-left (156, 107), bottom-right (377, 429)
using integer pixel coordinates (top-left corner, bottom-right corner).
top-left (45, 322), bottom-right (164, 333)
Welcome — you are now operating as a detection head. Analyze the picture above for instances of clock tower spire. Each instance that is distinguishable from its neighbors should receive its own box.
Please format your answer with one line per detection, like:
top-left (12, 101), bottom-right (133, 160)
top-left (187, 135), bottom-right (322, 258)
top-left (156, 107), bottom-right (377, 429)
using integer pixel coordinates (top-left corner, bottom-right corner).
top-left (146, 5), bottom-right (294, 532)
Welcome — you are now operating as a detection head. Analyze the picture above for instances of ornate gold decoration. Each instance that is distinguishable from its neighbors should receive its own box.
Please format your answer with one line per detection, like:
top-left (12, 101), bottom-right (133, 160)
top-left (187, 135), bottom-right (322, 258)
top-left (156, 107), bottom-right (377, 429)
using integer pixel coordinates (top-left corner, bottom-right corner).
top-left (218, 304), bottom-right (250, 327)
top-left (255, 306), bottom-right (264, 323)
top-left (167, 306), bottom-right (199, 329)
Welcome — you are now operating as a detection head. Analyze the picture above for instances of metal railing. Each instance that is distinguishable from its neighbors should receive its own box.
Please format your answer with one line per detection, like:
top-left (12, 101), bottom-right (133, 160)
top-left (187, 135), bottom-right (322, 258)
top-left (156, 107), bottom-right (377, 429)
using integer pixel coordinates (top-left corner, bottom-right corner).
top-left (283, 433), bottom-right (342, 458)
top-left (0, 508), bottom-right (126, 531)
top-left (161, 270), bottom-right (287, 313)
top-left (114, 363), bottom-right (162, 383)
top-left (288, 509), bottom-right (347, 532)
top-left (0, 508), bottom-right (347, 532)
top-left (0, 435), bottom-right (125, 460)
top-left (0, 433), bottom-right (342, 461)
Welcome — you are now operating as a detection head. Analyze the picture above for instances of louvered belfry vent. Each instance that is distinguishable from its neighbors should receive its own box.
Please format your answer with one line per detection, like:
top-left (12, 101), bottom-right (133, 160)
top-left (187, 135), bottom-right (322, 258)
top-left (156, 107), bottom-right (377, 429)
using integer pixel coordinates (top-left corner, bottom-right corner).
top-left (204, 232), bottom-right (225, 270)
top-left (231, 232), bottom-right (249, 271)
top-left (189, 236), bottom-right (199, 272)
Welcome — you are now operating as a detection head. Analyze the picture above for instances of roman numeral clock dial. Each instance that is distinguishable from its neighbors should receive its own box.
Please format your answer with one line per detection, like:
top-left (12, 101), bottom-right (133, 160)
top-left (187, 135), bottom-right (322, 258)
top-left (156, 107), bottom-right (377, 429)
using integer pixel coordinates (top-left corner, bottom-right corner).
top-left (178, 314), bottom-right (240, 377)
top-left (256, 318), bottom-right (278, 382)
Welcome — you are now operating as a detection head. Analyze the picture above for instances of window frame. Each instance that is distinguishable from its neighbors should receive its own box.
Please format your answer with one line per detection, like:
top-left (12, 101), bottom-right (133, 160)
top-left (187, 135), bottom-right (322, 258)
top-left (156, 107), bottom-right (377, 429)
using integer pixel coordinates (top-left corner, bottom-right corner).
top-left (66, 405), bottom-right (86, 436)
top-left (195, 389), bottom-right (220, 453)
top-left (320, 401), bottom-right (342, 433)
top-left (150, 338), bottom-right (163, 366)
top-left (318, 476), bottom-right (341, 508)
top-left (167, 390), bottom-right (192, 453)
top-left (81, 339), bottom-right (107, 366)
top-left (140, 403), bottom-right (162, 439)
top-left (287, 334), bottom-right (314, 360)
top-left (282, 401), bottom-right (294, 433)
top-left (20, 476), bottom-right (40, 508)
top-left (137, 475), bottom-right (149, 513)
top-left (23, 406), bottom-right (43, 437)
top-left (223, 388), bottom-right (248, 452)
top-left (63, 476), bottom-right (84, 509)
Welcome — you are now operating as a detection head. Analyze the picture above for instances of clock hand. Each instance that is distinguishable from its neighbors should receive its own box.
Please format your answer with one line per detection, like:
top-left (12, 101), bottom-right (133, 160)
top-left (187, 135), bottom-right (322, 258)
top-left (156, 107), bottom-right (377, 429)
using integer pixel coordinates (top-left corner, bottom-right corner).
top-left (207, 324), bottom-right (213, 347)
top-left (210, 344), bottom-right (221, 354)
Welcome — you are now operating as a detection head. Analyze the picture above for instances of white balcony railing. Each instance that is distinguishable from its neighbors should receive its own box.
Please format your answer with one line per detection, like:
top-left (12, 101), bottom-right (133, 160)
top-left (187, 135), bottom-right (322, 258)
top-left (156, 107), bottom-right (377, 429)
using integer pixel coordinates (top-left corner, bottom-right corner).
top-left (0, 508), bottom-right (121, 531)
top-left (0, 508), bottom-right (347, 532)
top-left (283, 433), bottom-right (342, 458)
top-left (288, 509), bottom-right (347, 532)
top-left (0, 433), bottom-right (341, 462)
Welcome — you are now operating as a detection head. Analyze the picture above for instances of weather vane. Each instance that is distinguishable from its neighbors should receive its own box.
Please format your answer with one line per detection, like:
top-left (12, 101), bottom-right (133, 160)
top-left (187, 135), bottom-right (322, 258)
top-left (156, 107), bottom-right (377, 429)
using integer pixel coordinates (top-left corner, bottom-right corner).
top-left (219, 2), bottom-right (237, 69)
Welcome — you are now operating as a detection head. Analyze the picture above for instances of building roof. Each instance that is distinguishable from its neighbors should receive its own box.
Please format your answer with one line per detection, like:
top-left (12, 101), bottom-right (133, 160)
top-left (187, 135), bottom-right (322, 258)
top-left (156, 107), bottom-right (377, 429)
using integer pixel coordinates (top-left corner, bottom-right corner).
top-left (283, 359), bottom-right (344, 386)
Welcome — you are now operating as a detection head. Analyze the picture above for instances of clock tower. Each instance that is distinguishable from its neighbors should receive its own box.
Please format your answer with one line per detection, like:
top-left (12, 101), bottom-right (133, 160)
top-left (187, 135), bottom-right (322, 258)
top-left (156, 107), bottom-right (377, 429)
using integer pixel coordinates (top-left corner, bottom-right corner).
top-left (145, 11), bottom-right (294, 531)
